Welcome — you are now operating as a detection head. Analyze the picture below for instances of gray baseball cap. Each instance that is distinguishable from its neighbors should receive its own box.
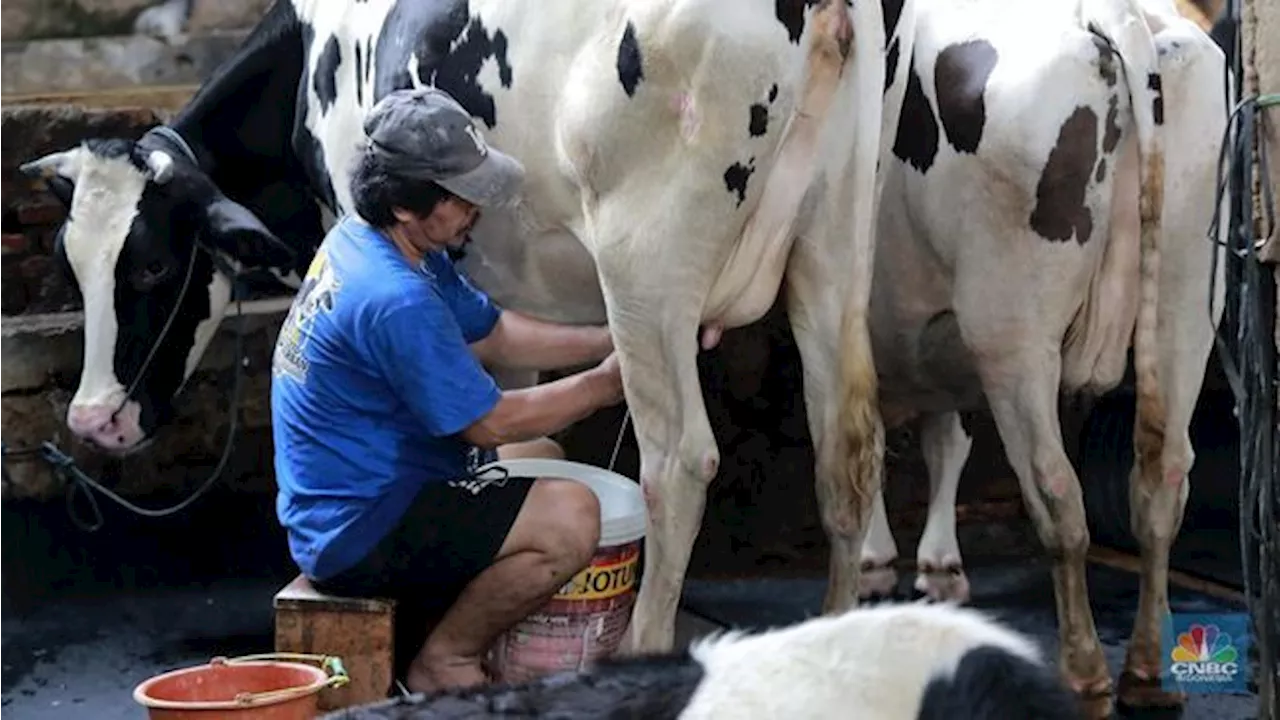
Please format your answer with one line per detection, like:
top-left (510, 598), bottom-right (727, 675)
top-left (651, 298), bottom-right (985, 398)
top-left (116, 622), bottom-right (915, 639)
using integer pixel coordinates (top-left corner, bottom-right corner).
top-left (362, 86), bottom-right (525, 208)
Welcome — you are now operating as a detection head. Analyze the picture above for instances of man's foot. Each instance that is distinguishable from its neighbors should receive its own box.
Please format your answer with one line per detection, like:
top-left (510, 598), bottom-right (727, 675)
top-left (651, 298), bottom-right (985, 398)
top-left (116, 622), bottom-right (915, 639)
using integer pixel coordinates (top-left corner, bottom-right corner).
top-left (406, 654), bottom-right (488, 694)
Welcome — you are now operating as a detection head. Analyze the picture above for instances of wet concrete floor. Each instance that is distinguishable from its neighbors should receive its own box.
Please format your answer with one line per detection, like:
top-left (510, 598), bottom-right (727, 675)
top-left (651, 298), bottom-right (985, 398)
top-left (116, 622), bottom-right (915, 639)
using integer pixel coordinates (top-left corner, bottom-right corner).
top-left (3, 487), bottom-right (1262, 719)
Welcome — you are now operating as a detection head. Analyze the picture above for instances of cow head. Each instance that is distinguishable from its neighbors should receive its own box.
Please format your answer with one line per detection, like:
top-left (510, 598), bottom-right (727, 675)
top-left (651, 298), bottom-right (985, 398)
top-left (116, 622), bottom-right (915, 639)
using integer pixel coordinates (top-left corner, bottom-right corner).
top-left (20, 129), bottom-right (296, 455)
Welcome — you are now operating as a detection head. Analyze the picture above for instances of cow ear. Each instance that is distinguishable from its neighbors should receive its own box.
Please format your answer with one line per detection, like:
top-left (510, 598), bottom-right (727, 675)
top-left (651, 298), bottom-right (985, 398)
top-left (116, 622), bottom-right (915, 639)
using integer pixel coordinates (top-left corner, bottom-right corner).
top-left (202, 196), bottom-right (297, 270)
top-left (20, 147), bottom-right (83, 208)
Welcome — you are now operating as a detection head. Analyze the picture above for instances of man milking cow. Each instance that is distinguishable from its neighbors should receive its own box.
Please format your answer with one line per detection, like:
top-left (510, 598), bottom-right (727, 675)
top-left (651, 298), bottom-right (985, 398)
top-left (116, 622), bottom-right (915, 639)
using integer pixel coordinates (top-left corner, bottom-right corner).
top-left (270, 87), bottom-right (626, 694)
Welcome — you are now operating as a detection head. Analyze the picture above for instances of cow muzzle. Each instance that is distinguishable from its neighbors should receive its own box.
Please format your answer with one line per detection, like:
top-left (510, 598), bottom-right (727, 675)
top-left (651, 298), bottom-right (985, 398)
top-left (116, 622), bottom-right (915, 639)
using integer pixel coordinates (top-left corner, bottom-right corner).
top-left (67, 400), bottom-right (146, 454)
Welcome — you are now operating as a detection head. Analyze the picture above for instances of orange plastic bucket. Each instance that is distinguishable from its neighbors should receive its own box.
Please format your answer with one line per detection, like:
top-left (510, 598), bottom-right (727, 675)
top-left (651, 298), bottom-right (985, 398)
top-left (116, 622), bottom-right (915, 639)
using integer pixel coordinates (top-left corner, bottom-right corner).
top-left (133, 653), bottom-right (348, 720)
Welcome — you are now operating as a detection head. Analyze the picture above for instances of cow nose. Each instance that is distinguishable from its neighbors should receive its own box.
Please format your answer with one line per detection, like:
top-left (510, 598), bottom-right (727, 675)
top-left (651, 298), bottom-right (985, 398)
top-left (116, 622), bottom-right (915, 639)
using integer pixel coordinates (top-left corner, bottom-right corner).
top-left (67, 405), bottom-right (116, 437)
top-left (66, 403), bottom-right (145, 452)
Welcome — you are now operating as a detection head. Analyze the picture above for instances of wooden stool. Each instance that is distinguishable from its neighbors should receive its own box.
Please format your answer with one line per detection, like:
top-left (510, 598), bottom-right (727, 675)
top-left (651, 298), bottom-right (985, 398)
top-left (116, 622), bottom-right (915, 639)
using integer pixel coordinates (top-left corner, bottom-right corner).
top-left (273, 574), bottom-right (396, 712)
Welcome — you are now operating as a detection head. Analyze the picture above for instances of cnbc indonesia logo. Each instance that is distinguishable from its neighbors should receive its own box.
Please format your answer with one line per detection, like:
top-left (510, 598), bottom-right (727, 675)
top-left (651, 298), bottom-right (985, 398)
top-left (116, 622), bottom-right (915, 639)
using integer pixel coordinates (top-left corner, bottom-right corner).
top-left (1168, 623), bottom-right (1240, 685)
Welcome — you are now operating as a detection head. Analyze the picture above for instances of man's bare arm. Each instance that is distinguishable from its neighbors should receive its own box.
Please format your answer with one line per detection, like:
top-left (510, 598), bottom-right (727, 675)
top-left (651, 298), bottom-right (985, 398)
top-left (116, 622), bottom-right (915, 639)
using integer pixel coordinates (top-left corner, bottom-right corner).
top-left (460, 355), bottom-right (623, 449)
top-left (471, 310), bottom-right (612, 372)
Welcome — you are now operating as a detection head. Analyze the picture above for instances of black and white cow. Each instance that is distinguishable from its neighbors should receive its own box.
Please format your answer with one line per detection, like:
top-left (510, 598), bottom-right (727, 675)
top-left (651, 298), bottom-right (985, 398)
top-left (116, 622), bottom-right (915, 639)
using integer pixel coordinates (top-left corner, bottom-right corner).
top-left (845, 0), bottom-right (1230, 714)
top-left (320, 601), bottom-right (1082, 720)
top-left (20, 0), bottom-right (909, 661)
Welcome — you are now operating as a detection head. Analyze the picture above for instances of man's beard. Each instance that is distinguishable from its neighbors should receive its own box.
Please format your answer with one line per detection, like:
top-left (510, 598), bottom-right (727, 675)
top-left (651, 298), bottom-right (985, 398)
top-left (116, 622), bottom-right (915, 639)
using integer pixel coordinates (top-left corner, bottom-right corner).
top-left (446, 233), bottom-right (473, 261)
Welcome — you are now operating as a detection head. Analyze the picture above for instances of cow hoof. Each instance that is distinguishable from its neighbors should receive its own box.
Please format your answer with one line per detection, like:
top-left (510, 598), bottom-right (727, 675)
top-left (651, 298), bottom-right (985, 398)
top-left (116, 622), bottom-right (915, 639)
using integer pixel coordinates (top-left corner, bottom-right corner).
top-left (913, 563), bottom-right (970, 603)
top-left (1068, 673), bottom-right (1115, 719)
top-left (857, 560), bottom-right (898, 601)
top-left (1117, 668), bottom-right (1187, 710)
top-left (1079, 690), bottom-right (1114, 720)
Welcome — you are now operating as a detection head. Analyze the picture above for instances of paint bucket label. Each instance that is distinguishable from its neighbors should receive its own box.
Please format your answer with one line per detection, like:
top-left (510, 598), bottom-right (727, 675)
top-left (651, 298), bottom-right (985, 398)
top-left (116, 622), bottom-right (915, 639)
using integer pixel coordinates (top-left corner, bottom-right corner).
top-left (488, 541), bottom-right (640, 683)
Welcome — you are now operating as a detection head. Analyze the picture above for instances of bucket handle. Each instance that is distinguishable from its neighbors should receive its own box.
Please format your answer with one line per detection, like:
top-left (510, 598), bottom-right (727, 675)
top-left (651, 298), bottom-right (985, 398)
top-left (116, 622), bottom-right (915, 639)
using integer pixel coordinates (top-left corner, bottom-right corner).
top-left (209, 652), bottom-right (350, 706)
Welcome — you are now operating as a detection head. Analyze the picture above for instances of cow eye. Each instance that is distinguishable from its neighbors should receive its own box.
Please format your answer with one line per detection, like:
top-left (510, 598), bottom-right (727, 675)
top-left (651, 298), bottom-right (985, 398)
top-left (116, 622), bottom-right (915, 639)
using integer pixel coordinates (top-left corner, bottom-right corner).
top-left (135, 260), bottom-right (171, 289)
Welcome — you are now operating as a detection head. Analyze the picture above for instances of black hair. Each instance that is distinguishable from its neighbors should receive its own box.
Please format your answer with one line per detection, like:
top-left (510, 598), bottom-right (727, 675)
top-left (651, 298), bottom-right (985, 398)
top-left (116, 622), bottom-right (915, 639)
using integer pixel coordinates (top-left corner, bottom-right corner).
top-left (349, 148), bottom-right (456, 228)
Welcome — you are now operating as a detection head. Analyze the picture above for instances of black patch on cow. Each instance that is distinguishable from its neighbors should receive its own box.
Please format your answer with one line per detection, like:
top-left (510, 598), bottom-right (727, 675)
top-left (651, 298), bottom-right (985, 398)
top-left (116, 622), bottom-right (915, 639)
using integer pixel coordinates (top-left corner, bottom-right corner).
top-left (293, 124), bottom-right (338, 213)
top-left (768, 83), bottom-right (778, 103)
top-left (934, 39), bottom-right (998, 154)
top-left (324, 652), bottom-right (706, 719)
top-left (884, 36), bottom-right (901, 94)
top-left (892, 66), bottom-right (939, 173)
top-left (724, 158), bottom-right (756, 206)
top-left (364, 36), bottom-right (376, 86)
top-left (776, 0), bottom-right (819, 43)
top-left (748, 103), bottom-right (769, 136)
top-left (353, 40), bottom-right (364, 106)
top-left (1103, 95), bottom-right (1122, 153)
top-left (916, 645), bottom-right (1083, 720)
top-left (1094, 157), bottom-right (1107, 182)
top-left (373, 1), bottom-right (513, 129)
top-left (1030, 105), bottom-right (1098, 245)
top-left (296, 22), bottom-right (340, 214)
top-left (1147, 72), bottom-right (1164, 125)
top-left (617, 21), bottom-right (644, 97)
top-left (883, 0), bottom-right (905, 43)
top-left (314, 34), bottom-right (341, 113)
top-left (152, 0), bottom-right (326, 254)
top-left (1090, 31), bottom-right (1118, 87)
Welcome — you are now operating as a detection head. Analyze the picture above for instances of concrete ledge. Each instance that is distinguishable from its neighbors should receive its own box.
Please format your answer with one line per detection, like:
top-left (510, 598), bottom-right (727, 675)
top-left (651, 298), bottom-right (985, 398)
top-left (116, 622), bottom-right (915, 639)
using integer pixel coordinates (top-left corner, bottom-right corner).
top-left (1, 30), bottom-right (251, 95)
top-left (2, 301), bottom-right (292, 394)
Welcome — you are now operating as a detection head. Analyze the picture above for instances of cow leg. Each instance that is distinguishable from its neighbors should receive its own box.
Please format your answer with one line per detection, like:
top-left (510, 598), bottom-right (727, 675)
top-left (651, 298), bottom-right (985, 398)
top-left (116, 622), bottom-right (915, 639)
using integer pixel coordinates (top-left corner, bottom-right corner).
top-left (914, 411), bottom-right (971, 603)
top-left (858, 487), bottom-right (899, 600)
top-left (592, 252), bottom-right (720, 655)
top-left (972, 347), bottom-right (1111, 715)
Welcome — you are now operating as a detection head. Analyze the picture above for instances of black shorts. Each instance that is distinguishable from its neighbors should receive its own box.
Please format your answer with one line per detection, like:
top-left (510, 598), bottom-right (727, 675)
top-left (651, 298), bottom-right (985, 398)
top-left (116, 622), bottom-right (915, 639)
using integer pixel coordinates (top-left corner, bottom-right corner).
top-left (310, 461), bottom-right (535, 685)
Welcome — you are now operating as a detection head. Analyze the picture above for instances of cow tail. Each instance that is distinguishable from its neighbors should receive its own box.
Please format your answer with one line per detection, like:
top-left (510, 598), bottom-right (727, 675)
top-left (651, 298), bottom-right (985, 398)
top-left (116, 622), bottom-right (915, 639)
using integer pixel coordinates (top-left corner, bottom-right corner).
top-left (915, 645), bottom-right (1085, 720)
top-left (1080, 0), bottom-right (1168, 469)
top-left (836, 0), bottom-right (888, 528)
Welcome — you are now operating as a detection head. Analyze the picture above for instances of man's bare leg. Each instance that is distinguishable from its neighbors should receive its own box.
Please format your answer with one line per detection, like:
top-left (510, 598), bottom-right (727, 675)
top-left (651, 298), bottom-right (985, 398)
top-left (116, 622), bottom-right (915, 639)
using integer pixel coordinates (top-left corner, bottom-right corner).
top-left (495, 437), bottom-right (566, 461)
top-left (406, 437), bottom-right (599, 692)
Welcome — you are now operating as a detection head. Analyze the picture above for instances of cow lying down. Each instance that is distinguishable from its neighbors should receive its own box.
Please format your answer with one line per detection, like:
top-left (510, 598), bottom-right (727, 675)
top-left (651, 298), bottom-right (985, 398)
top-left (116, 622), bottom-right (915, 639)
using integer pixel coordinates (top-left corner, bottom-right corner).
top-left (322, 602), bottom-right (1080, 719)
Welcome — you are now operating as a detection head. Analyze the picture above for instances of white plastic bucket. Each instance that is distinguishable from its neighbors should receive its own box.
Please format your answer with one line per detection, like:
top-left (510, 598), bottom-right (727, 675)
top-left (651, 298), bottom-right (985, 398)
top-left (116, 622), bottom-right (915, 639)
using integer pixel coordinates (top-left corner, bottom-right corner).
top-left (481, 458), bottom-right (646, 683)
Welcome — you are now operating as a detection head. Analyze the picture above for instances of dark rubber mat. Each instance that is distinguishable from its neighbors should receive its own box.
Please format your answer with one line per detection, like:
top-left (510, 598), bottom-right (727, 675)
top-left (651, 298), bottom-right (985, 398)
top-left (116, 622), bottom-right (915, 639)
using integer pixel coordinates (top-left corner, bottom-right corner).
top-left (680, 559), bottom-right (1260, 720)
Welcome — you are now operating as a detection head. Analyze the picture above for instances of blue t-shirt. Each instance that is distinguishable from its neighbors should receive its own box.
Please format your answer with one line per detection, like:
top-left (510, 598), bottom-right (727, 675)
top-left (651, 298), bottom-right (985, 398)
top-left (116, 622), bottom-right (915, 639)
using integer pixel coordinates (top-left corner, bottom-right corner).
top-left (270, 214), bottom-right (503, 580)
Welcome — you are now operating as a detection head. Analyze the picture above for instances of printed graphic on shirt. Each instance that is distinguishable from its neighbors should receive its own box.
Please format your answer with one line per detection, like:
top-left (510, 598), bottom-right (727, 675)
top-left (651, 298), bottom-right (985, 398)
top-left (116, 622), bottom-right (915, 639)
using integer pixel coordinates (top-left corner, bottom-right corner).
top-left (273, 248), bottom-right (342, 383)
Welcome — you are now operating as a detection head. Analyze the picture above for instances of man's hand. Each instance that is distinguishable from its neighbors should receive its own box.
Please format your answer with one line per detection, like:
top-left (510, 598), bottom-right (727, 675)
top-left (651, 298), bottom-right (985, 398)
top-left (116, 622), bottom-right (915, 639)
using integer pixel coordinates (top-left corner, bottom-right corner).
top-left (461, 349), bottom-right (626, 449)
top-left (589, 351), bottom-right (625, 406)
